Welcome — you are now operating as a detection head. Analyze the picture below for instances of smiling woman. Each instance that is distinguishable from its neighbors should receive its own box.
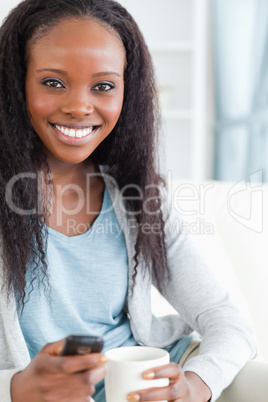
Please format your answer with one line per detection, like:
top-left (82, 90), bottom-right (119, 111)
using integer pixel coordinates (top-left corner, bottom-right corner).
top-left (0, 1), bottom-right (258, 402)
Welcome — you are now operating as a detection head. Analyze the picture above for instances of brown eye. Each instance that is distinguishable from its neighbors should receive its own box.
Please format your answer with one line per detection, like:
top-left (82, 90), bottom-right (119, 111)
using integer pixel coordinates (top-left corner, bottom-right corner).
top-left (42, 79), bottom-right (64, 89)
top-left (93, 82), bottom-right (114, 92)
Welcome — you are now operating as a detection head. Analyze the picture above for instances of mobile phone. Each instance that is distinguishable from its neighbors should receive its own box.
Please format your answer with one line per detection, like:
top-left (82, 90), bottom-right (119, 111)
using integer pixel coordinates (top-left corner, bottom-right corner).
top-left (61, 335), bottom-right (104, 356)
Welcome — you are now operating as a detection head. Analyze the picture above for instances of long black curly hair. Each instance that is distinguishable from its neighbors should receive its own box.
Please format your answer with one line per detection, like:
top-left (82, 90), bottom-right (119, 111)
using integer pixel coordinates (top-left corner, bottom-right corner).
top-left (0, 0), bottom-right (168, 308)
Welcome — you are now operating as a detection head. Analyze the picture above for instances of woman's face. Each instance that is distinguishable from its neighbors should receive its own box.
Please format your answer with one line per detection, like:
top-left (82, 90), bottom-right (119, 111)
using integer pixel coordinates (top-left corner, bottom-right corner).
top-left (25, 18), bottom-right (126, 165)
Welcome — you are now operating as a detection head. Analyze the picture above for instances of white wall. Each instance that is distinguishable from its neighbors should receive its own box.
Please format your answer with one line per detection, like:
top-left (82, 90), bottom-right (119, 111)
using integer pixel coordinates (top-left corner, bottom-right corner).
top-left (118, 0), bottom-right (213, 181)
top-left (0, 0), bottom-right (21, 23)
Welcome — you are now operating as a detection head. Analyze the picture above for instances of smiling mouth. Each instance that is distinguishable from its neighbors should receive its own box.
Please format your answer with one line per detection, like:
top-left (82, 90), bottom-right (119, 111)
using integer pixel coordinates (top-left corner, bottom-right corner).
top-left (51, 124), bottom-right (99, 138)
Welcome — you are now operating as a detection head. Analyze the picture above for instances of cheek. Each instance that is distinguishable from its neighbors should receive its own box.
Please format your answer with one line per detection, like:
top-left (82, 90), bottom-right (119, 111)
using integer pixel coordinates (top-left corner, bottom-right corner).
top-left (26, 91), bottom-right (57, 121)
top-left (101, 95), bottom-right (124, 125)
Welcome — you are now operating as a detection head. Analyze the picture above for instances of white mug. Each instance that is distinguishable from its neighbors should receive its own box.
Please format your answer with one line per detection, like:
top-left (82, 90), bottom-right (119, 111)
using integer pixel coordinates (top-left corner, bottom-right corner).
top-left (105, 346), bottom-right (170, 402)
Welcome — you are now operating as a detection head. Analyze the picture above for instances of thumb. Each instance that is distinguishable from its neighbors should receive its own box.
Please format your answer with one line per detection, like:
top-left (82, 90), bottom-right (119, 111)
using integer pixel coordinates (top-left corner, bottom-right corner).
top-left (40, 338), bottom-right (66, 356)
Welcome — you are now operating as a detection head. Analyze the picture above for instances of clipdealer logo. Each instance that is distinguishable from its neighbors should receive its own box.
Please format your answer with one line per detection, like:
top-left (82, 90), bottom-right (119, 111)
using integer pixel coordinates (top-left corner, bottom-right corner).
top-left (227, 170), bottom-right (263, 233)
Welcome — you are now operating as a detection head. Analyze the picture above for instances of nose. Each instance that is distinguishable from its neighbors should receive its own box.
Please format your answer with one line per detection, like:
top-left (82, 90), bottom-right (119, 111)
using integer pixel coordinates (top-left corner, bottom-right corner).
top-left (60, 91), bottom-right (94, 118)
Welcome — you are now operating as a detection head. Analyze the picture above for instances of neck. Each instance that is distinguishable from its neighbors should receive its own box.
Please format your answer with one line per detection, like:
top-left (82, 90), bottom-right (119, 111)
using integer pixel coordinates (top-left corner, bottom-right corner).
top-left (45, 155), bottom-right (98, 187)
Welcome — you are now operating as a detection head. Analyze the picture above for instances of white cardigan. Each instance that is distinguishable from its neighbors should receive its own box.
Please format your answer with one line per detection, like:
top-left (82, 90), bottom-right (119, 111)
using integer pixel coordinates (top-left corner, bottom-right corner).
top-left (0, 169), bottom-right (256, 401)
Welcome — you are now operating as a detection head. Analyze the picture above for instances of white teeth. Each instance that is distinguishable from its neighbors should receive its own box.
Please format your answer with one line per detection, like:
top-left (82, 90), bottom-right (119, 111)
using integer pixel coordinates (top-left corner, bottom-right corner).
top-left (54, 125), bottom-right (95, 138)
top-left (76, 129), bottom-right (83, 138)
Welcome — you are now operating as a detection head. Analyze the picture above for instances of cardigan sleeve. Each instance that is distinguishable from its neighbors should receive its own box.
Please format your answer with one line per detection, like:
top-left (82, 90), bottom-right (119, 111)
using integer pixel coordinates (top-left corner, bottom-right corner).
top-left (0, 369), bottom-right (22, 402)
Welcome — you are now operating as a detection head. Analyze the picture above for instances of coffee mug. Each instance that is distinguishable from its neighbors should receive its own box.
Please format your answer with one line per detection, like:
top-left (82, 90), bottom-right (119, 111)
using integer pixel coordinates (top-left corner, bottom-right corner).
top-left (105, 346), bottom-right (170, 402)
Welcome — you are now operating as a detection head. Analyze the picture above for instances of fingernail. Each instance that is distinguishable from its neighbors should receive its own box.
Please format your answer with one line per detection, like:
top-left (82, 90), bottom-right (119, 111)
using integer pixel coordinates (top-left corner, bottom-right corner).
top-left (143, 371), bottom-right (155, 379)
top-left (98, 356), bottom-right (108, 363)
top-left (127, 394), bottom-right (140, 402)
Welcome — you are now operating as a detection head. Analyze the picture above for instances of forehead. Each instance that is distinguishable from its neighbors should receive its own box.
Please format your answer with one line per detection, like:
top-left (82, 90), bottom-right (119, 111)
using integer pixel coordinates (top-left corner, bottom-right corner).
top-left (28, 18), bottom-right (126, 68)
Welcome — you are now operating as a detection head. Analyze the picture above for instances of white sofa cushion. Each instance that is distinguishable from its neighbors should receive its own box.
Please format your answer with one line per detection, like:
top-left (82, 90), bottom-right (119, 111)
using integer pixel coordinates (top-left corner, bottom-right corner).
top-left (152, 179), bottom-right (268, 361)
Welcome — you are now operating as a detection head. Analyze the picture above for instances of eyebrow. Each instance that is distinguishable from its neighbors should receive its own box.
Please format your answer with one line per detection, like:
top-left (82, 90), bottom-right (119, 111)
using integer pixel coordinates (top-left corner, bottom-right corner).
top-left (36, 68), bottom-right (121, 77)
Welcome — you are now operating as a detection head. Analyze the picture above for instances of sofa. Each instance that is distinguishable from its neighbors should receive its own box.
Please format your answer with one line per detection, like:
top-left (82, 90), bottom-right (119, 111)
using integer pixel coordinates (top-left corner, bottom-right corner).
top-left (151, 177), bottom-right (268, 361)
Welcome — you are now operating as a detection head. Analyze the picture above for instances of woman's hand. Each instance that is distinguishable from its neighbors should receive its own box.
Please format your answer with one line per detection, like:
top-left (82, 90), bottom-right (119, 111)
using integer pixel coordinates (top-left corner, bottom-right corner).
top-left (11, 338), bottom-right (107, 402)
top-left (126, 363), bottom-right (212, 402)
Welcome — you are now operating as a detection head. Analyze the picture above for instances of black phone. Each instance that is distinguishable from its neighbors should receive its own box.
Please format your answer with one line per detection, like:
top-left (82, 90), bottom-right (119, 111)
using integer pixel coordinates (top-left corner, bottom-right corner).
top-left (61, 335), bottom-right (104, 356)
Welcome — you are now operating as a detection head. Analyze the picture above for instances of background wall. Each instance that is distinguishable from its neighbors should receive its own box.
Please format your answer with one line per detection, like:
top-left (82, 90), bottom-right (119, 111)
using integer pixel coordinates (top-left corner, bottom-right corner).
top-left (0, 0), bottom-right (19, 20)
top-left (2, 1), bottom-right (266, 184)
top-left (119, 0), bottom-right (213, 181)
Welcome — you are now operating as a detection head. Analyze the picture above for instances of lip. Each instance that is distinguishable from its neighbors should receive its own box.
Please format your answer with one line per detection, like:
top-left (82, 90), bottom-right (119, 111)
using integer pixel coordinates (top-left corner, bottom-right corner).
top-left (50, 123), bottom-right (99, 146)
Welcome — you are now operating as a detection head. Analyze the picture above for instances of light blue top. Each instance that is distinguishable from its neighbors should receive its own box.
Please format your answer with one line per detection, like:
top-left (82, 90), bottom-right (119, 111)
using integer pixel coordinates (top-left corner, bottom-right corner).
top-left (1, 170), bottom-right (256, 402)
top-left (17, 187), bottom-right (137, 359)
top-left (17, 185), bottom-right (195, 402)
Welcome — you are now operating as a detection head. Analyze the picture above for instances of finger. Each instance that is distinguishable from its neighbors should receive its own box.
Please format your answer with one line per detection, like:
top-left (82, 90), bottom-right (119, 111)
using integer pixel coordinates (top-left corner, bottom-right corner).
top-left (82, 364), bottom-right (107, 385)
top-left (142, 363), bottom-right (182, 382)
top-left (127, 383), bottom-right (182, 402)
top-left (40, 338), bottom-right (66, 356)
top-left (35, 353), bottom-right (107, 375)
top-left (54, 353), bottom-right (107, 374)
top-left (45, 365), bottom-right (106, 389)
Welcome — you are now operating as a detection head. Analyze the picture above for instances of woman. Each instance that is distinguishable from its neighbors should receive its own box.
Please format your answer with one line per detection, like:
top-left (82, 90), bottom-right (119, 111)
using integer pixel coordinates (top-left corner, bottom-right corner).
top-left (0, 0), bottom-right (256, 401)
